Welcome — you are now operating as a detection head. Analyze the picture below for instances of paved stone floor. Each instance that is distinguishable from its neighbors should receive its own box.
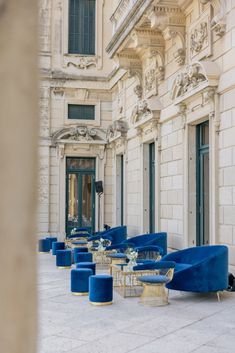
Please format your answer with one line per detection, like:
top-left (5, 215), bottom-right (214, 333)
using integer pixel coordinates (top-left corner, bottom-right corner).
top-left (38, 253), bottom-right (235, 353)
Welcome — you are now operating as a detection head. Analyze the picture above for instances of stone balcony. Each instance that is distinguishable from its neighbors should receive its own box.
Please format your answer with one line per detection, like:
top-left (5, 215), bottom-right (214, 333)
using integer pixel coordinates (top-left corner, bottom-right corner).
top-left (110, 0), bottom-right (140, 32)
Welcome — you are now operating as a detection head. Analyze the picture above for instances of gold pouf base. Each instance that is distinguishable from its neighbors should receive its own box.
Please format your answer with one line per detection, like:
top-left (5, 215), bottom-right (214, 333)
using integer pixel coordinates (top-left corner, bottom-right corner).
top-left (72, 292), bottom-right (89, 296)
top-left (89, 301), bottom-right (113, 306)
top-left (38, 251), bottom-right (50, 254)
top-left (57, 266), bottom-right (71, 269)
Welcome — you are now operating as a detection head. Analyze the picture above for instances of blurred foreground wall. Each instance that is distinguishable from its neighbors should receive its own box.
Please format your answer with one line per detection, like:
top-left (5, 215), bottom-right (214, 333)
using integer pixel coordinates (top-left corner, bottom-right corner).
top-left (0, 1), bottom-right (38, 353)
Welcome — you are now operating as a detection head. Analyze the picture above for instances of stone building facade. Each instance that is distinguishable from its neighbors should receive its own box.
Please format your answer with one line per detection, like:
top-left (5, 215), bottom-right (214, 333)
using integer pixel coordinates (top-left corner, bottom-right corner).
top-left (39, 0), bottom-right (235, 266)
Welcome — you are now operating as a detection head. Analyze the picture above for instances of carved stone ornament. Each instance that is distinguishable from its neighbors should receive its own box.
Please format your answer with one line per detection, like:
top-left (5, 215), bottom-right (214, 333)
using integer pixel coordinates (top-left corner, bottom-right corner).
top-left (189, 7), bottom-right (211, 61)
top-left (144, 69), bottom-right (157, 98)
top-left (171, 64), bottom-right (207, 100)
top-left (131, 99), bottom-right (152, 125)
top-left (200, 0), bottom-right (210, 4)
top-left (52, 87), bottom-right (65, 96)
top-left (191, 22), bottom-right (208, 56)
top-left (107, 119), bottom-right (128, 141)
top-left (174, 48), bottom-right (186, 66)
top-left (156, 66), bottom-right (165, 81)
top-left (203, 87), bottom-right (216, 104)
top-left (52, 126), bottom-right (106, 144)
top-left (134, 85), bottom-right (143, 99)
top-left (67, 56), bottom-right (98, 70)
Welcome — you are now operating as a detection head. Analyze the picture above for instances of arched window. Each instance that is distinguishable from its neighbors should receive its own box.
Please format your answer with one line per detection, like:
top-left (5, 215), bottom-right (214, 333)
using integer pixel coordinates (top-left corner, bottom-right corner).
top-left (68, 0), bottom-right (96, 55)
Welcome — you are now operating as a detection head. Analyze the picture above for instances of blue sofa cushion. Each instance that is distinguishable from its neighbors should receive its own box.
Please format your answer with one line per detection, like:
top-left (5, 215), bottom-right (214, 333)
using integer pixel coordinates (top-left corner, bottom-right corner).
top-left (107, 253), bottom-right (127, 259)
top-left (138, 275), bottom-right (169, 284)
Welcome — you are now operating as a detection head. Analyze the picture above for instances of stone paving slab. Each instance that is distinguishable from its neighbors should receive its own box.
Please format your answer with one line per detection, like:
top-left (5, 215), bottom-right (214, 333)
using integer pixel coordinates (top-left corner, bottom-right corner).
top-left (37, 253), bottom-right (235, 353)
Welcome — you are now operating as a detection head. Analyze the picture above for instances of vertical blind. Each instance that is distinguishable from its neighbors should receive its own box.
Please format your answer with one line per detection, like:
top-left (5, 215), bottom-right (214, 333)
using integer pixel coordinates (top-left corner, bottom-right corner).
top-left (69, 0), bottom-right (96, 55)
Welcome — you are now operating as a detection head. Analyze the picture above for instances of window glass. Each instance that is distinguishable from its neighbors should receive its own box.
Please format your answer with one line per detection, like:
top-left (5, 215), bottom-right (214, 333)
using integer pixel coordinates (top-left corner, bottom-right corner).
top-left (68, 0), bottom-right (95, 55)
top-left (68, 104), bottom-right (95, 120)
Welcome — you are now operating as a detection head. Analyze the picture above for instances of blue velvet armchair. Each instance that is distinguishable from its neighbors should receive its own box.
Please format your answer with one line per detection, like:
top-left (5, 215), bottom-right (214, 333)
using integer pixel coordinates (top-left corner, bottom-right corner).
top-left (162, 245), bottom-right (228, 293)
top-left (106, 232), bottom-right (167, 256)
top-left (88, 226), bottom-right (127, 246)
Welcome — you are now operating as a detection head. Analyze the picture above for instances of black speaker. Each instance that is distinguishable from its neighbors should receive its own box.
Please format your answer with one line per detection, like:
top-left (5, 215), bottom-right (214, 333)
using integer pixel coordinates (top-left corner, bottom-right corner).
top-left (95, 180), bottom-right (103, 194)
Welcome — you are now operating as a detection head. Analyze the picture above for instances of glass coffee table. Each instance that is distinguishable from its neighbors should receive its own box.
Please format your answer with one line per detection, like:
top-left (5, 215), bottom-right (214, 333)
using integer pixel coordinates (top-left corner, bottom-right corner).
top-left (91, 249), bottom-right (117, 266)
top-left (111, 263), bottom-right (159, 298)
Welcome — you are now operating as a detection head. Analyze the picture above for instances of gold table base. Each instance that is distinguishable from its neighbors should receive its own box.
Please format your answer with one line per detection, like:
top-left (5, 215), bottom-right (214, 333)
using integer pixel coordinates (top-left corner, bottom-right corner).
top-left (111, 264), bottom-right (159, 298)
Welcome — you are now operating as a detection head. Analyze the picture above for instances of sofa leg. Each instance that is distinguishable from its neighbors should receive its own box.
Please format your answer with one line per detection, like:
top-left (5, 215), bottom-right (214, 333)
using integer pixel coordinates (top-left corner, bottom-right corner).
top-left (217, 291), bottom-right (221, 302)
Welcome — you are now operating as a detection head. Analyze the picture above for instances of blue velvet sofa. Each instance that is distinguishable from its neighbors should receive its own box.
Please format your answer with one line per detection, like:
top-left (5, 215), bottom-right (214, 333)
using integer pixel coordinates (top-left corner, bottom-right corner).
top-left (88, 226), bottom-right (127, 246)
top-left (106, 232), bottom-right (167, 256)
top-left (162, 245), bottom-right (228, 293)
top-left (67, 227), bottom-right (91, 239)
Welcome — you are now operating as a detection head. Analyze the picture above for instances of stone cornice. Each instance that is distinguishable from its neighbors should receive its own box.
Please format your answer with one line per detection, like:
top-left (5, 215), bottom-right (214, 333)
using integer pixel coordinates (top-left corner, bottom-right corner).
top-left (106, 0), bottom-right (153, 58)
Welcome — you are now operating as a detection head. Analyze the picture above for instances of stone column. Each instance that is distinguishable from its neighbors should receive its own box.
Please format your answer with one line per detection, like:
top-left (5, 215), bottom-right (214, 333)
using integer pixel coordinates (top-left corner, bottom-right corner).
top-left (0, 1), bottom-right (38, 353)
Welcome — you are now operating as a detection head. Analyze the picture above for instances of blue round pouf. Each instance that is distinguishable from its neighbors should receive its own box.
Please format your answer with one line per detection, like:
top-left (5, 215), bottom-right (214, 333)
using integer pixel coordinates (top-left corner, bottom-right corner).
top-left (46, 237), bottom-right (57, 250)
top-left (89, 275), bottom-right (113, 305)
top-left (52, 242), bottom-right (65, 255)
top-left (56, 249), bottom-right (72, 268)
top-left (38, 239), bottom-right (50, 253)
top-left (73, 247), bottom-right (88, 255)
top-left (71, 268), bottom-right (93, 295)
top-left (76, 262), bottom-right (96, 275)
top-left (74, 252), bottom-right (93, 263)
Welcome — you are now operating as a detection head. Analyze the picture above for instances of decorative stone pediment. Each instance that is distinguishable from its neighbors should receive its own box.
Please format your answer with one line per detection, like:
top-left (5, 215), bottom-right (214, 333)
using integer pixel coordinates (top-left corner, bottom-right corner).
top-left (107, 119), bottom-right (129, 143)
top-left (52, 126), bottom-right (107, 145)
top-left (171, 61), bottom-right (220, 103)
top-left (131, 96), bottom-right (162, 130)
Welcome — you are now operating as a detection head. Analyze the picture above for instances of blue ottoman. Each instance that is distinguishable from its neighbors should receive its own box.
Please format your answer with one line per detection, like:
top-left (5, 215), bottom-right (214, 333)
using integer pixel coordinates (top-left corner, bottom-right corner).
top-left (56, 249), bottom-right (72, 268)
top-left (73, 247), bottom-right (88, 254)
top-left (74, 252), bottom-right (93, 263)
top-left (76, 262), bottom-right (96, 275)
top-left (71, 268), bottom-right (93, 296)
top-left (89, 275), bottom-right (113, 306)
top-left (46, 237), bottom-right (57, 250)
top-left (52, 242), bottom-right (65, 255)
top-left (38, 239), bottom-right (50, 253)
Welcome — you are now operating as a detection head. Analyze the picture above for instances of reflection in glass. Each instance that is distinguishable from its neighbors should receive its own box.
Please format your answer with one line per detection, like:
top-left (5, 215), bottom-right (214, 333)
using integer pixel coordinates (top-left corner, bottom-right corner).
top-left (202, 122), bottom-right (209, 145)
top-left (67, 174), bottom-right (79, 226)
top-left (82, 174), bottom-right (92, 227)
top-left (67, 158), bottom-right (95, 170)
top-left (203, 153), bottom-right (209, 245)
